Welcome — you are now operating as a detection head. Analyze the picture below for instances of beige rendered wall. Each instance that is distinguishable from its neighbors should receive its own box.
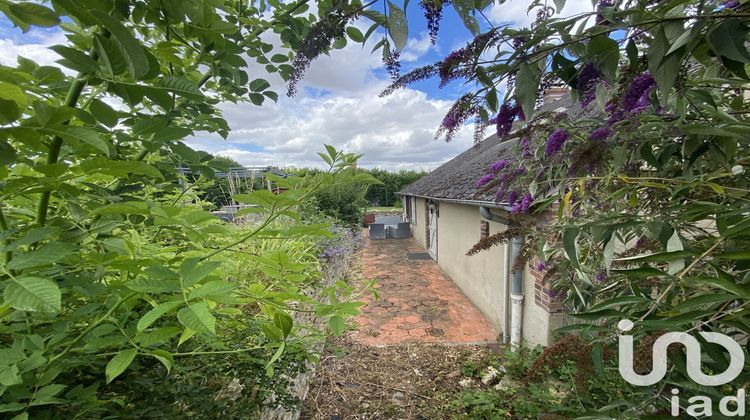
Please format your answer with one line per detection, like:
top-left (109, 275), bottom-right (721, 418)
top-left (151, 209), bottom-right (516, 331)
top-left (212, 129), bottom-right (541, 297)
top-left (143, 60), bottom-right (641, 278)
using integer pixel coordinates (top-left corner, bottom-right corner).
top-left (411, 197), bottom-right (427, 249)
top-left (434, 202), bottom-right (507, 330)
top-left (405, 197), bottom-right (556, 347)
top-left (521, 265), bottom-right (555, 347)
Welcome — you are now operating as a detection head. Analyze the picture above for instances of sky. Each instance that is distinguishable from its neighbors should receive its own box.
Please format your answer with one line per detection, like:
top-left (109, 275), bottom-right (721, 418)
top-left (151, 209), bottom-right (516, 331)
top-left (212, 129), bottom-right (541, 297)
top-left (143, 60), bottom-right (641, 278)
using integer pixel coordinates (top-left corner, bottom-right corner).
top-left (0, 0), bottom-right (596, 171)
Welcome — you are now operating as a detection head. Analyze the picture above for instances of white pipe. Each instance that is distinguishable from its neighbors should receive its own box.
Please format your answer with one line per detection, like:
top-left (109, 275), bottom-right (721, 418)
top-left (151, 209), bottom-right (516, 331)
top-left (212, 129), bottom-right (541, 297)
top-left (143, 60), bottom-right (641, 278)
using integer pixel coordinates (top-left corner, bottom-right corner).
top-left (502, 241), bottom-right (511, 344)
top-left (511, 293), bottom-right (524, 348)
top-left (510, 236), bottom-right (525, 349)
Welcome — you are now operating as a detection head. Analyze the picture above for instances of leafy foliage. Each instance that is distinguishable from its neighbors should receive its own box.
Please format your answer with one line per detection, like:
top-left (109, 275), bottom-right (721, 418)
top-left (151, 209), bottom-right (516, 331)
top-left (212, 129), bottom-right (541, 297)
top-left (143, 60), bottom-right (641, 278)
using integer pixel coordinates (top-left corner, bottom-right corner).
top-left (364, 169), bottom-right (427, 207)
top-left (0, 0), bottom-right (377, 416)
top-left (373, 0), bottom-right (750, 415)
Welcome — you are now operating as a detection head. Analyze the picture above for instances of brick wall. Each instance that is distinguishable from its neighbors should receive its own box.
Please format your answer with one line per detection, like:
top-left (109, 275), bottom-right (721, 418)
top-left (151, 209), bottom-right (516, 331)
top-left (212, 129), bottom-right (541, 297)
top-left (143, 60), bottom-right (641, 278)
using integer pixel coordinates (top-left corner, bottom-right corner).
top-left (530, 259), bottom-right (564, 313)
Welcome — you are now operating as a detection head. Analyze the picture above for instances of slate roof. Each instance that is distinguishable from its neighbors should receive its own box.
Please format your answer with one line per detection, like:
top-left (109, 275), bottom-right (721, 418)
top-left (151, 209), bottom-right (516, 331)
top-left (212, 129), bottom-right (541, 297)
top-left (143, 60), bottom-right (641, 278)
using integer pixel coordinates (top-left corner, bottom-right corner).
top-left (399, 95), bottom-right (580, 203)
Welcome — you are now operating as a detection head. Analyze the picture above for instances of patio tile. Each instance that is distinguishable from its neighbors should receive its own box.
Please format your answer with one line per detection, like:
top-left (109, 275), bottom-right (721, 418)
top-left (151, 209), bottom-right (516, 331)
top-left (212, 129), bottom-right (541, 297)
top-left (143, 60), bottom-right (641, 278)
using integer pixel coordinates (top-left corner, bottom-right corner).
top-left (352, 234), bottom-right (498, 346)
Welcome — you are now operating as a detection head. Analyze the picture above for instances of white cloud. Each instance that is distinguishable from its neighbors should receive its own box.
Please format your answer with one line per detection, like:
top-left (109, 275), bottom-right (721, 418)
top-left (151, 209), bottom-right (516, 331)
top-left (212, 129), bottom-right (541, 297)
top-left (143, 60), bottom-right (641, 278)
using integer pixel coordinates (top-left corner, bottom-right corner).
top-left (187, 85), bottom-right (475, 171)
top-left (1, 22), bottom-right (470, 171)
top-left (0, 31), bottom-right (65, 67)
top-left (487, 0), bottom-right (595, 27)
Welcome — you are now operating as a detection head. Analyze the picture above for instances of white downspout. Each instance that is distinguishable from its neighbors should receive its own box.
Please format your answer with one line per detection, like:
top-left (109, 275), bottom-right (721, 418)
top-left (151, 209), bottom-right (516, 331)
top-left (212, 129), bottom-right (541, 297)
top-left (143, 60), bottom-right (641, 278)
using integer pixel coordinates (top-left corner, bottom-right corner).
top-left (502, 240), bottom-right (511, 344)
top-left (479, 207), bottom-right (524, 348)
top-left (510, 236), bottom-right (525, 348)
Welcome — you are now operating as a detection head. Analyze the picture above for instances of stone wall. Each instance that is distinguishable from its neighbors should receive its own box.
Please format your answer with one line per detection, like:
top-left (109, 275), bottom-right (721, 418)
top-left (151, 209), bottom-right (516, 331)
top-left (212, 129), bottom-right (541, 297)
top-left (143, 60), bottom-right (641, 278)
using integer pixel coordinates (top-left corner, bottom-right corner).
top-left (261, 240), bottom-right (357, 420)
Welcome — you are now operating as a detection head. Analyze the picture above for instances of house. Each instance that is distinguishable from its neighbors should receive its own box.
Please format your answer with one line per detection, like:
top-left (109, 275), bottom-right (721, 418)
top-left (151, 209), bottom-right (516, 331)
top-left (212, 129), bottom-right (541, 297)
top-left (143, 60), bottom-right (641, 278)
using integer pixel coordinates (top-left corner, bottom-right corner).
top-left (398, 97), bottom-right (576, 348)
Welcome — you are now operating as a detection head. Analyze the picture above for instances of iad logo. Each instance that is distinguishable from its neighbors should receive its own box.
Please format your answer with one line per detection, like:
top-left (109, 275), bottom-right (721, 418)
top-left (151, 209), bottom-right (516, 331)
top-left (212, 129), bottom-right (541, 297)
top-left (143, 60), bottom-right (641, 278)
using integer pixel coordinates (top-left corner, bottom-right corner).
top-left (617, 319), bottom-right (746, 417)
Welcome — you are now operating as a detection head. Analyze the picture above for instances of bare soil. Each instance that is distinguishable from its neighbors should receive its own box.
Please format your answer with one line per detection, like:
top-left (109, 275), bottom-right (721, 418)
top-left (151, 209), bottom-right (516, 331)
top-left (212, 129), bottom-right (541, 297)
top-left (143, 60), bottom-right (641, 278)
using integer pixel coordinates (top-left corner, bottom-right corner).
top-left (301, 336), bottom-right (499, 419)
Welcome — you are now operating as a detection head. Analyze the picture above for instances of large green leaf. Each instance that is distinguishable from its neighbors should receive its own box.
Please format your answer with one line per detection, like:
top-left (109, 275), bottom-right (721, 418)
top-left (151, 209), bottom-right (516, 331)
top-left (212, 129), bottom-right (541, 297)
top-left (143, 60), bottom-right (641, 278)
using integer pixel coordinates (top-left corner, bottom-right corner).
top-left (105, 349), bottom-right (137, 383)
top-left (90, 11), bottom-right (150, 79)
top-left (42, 127), bottom-right (110, 156)
top-left (515, 61), bottom-right (541, 121)
top-left (88, 99), bottom-right (118, 127)
top-left (49, 45), bottom-right (98, 74)
top-left (180, 259), bottom-right (221, 287)
top-left (137, 301), bottom-right (183, 332)
top-left (0, 82), bottom-right (26, 124)
top-left (7, 242), bottom-right (76, 270)
top-left (8, 3), bottom-right (60, 28)
top-left (386, 1), bottom-right (408, 51)
top-left (706, 20), bottom-right (750, 63)
top-left (4, 277), bottom-right (61, 313)
top-left (177, 302), bottom-right (216, 334)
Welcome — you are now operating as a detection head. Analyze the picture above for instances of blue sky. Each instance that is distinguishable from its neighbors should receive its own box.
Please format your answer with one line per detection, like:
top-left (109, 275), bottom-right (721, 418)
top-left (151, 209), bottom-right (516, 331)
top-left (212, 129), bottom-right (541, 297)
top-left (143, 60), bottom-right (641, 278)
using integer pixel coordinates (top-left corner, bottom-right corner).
top-left (0, 0), bottom-right (594, 170)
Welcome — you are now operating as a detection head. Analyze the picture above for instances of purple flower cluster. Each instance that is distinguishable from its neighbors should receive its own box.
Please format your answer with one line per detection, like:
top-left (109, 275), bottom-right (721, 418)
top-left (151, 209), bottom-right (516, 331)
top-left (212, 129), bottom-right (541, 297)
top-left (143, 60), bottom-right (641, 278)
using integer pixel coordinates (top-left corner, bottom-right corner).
top-left (489, 159), bottom-right (510, 174)
top-left (545, 128), bottom-right (570, 157)
top-left (534, 261), bottom-right (547, 271)
top-left (723, 0), bottom-right (740, 8)
top-left (576, 63), bottom-right (602, 107)
top-left (436, 94), bottom-right (477, 142)
top-left (420, 0), bottom-right (450, 45)
top-left (476, 173), bottom-right (495, 188)
top-left (589, 126), bottom-right (612, 141)
top-left (608, 71), bottom-right (656, 124)
top-left (595, 270), bottom-right (608, 283)
top-left (507, 190), bottom-right (519, 206)
top-left (380, 65), bottom-right (438, 97)
top-left (495, 101), bottom-right (523, 137)
top-left (511, 193), bottom-right (533, 213)
top-left (383, 49), bottom-right (401, 81)
top-left (438, 48), bottom-right (474, 87)
top-left (547, 288), bottom-right (565, 300)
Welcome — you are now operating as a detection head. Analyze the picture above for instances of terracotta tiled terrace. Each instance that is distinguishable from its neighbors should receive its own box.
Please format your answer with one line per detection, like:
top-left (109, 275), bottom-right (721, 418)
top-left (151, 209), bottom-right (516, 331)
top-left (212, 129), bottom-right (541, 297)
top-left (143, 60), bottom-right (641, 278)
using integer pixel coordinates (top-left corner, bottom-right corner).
top-left (352, 235), bottom-right (499, 346)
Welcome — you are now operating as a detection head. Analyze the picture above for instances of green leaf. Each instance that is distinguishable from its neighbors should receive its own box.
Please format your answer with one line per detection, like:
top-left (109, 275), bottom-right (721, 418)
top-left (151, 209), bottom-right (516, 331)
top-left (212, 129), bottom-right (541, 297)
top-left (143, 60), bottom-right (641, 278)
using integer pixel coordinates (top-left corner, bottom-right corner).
top-left (137, 301), bottom-right (183, 332)
top-left (671, 294), bottom-right (736, 313)
top-left (7, 242), bottom-right (76, 270)
top-left (157, 77), bottom-right (203, 99)
top-left (49, 45), bottom-right (98, 73)
top-left (249, 92), bottom-right (265, 106)
top-left (562, 227), bottom-right (580, 268)
top-left (328, 315), bottom-right (345, 336)
top-left (706, 20), bottom-right (750, 63)
top-left (270, 54), bottom-right (288, 63)
top-left (265, 342), bottom-right (285, 377)
top-left (684, 276), bottom-right (750, 298)
top-left (9, 3), bottom-right (60, 28)
top-left (148, 349), bottom-right (173, 373)
top-left (177, 302), bottom-right (216, 334)
top-left (346, 26), bottom-right (365, 43)
top-left (273, 312), bottom-right (293, 338)
top-left (42, 127), bottom-right (109, 156)
top-left (88, 99), bottom-right (118, 127)
top-left (249, 78), bottom-right (270, 92)
top-left (4, 277), bottom-right (61, 313)
top-left (180, 259), bottom-right (221, 287)
top-left (516, 61), bottom-right (541, 120)
top-left (90, 11), bottom-right (149, 79)
top-left (386, 1), bottom-right (408, 51)
top-left (589, 296), bottom-right (649, 312)
top-left (0, 82), bottom-right (26, 123)
top-left (105, 349), bottom-right (137, 383)
top-left (188, 281), bottom-right (236, 301)
top-left (666, 230), bottom-right (684, 275)
top-left (79, 158), bottom-right (164, 179)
